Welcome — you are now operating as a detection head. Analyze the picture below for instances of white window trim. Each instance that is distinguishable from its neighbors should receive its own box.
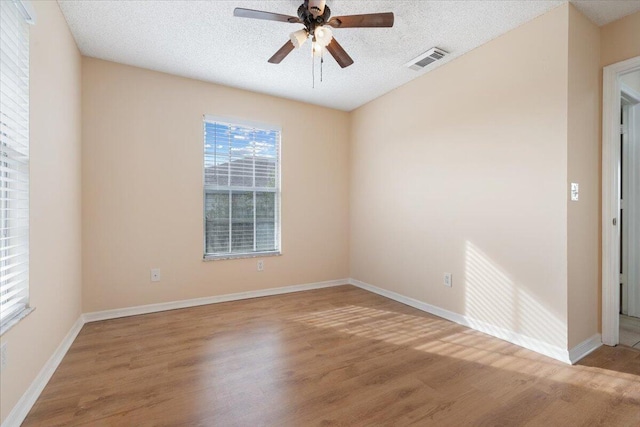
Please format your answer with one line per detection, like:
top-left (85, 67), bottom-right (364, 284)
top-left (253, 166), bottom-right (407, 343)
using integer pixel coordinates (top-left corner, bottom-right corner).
top-left (202, 116), bottom-right (282, 261)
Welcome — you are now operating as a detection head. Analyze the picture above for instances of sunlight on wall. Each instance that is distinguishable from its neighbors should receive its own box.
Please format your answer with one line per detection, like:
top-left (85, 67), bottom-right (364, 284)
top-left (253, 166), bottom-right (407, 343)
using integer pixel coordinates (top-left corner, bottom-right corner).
top-left (463, 241), bottom-right (566, 349)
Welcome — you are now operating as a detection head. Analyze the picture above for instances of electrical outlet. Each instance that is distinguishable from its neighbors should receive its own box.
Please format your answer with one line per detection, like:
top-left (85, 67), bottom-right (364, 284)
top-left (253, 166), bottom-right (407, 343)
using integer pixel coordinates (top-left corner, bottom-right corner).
top-left (1, 342), bottom-right (7, 371)
top-left (444, 273), bottom-right (452, 287)
top-left (150, 268), bottom-right (161, 282)
top-left (257, 260), bottom-right (264, 272)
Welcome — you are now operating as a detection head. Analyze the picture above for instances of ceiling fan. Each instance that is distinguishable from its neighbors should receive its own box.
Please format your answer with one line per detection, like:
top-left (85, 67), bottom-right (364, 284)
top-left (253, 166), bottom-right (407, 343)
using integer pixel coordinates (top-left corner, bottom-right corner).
top-left (233, 0), bottom-right (394, 68)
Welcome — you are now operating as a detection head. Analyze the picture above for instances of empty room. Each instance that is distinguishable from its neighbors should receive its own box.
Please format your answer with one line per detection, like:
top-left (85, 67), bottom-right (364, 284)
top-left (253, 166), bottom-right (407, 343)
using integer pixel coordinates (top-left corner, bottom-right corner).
top-left (2, 0), bottom-right (640, 425)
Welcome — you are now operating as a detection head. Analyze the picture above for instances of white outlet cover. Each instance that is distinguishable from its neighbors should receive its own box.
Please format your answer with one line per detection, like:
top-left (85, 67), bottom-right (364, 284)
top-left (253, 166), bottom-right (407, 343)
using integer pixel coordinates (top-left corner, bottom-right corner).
top-left (151, 268), bottom-right (161, 282)
top-left (257, 260), bottom-right (264, 272)
top-left (444, 273), bottom-right (453, 287)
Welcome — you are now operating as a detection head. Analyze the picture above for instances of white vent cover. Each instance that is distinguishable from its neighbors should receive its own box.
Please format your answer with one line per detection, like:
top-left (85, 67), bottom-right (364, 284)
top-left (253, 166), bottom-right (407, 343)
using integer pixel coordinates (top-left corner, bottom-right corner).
top-left (405, 47), bottom-right (448, 71)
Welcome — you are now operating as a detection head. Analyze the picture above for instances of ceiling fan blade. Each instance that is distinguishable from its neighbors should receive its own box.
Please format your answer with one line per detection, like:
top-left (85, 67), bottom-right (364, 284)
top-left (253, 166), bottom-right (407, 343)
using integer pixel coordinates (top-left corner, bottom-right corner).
top-left (327, 12), bottom-right (394, 28)
top-left (326, 38), bottom-right (354, 68)
top-left (233, 8), bottom-right (301, 24)
top-left (268, 40), bottom-right (296, 64)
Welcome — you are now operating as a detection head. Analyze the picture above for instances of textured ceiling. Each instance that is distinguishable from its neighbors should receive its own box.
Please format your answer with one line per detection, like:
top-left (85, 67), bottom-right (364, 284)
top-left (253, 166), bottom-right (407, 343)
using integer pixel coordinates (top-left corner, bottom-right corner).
top-left (58, 0), bottom-right (640, 111)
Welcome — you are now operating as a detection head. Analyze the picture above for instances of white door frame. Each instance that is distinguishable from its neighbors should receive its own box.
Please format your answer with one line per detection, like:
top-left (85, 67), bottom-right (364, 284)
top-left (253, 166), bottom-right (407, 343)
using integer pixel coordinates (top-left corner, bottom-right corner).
top-left (602, 56), bottom-right (640, 346)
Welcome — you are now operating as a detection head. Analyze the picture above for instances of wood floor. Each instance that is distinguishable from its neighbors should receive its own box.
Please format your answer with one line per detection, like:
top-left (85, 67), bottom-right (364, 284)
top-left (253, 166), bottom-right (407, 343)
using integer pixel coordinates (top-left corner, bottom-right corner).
top-left (23, 285), bottom-right (640, 426)
top-left (619, 314), bottom-right (640, 349)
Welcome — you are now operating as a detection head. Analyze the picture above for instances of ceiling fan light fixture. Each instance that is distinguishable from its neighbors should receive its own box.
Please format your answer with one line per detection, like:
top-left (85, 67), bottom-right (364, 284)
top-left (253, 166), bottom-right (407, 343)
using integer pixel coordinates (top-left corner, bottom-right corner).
top-left (314, 26), bottom-right (333, 48)
top-left (312, 42), bottom-right (324, 57)
top-left (290, 29), bottom-right (308, 48)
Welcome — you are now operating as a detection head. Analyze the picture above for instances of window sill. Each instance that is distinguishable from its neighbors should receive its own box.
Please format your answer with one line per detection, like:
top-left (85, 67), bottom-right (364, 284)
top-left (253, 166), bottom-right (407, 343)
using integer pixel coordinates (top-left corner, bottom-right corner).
top-left (0, 306), bottom-right (35, 336)
top-left (203, 251), bottom-right (282, 262)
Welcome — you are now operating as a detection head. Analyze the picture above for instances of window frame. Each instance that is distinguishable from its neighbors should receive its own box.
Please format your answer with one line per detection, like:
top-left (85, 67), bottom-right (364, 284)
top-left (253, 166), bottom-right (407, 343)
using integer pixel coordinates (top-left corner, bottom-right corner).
top-left (0, 0), bottom-right (35, 335)
top-left (202, 115), bottom-right (282, 261)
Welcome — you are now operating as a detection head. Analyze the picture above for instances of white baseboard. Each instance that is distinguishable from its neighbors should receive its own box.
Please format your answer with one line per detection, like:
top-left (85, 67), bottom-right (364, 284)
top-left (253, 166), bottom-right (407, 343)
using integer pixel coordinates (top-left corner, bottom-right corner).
top-left (568, 334), bottom-right (602, 364)
top-left (349, 278), bottom-right (576, 364)
top-left (1, 316), bottom-right (84, 427)
top-left (83, 278), bottom-right (349, 323)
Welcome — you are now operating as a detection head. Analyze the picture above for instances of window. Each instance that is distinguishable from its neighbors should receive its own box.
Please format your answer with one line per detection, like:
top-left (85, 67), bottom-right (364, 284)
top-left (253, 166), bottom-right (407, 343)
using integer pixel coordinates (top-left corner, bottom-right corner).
top-left (1, 0), bottom-right (33, 333)
top-left (203, 117), bottom-right (281, 259)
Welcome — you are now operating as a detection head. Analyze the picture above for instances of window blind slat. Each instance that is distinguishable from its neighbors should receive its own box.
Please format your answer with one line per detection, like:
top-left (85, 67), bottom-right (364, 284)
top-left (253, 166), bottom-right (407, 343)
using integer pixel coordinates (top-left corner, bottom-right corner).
top-left (0, 277), bottom-right (27, 295)
top-left (0, 268), bottom-right (28, 286)
top-left (0, 0), bottom-right (30, 330)
top-left (0, 280), bottom-right (28, 297)
top-left (0, 146), bottom-right (30, 160)
top-left (0, 250), bottom-right (28, 264)
top-left (0, 104), bottom-right (30, 131)
top-left (0, 60), bottom-right (29, 92)
top-left (1, 242), bottom-right (29, 254)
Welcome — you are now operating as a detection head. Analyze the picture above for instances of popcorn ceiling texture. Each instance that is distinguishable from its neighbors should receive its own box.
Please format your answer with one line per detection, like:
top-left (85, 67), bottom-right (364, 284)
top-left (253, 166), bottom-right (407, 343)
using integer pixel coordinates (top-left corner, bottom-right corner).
top-left (57, 0), bottom-right (640, 111)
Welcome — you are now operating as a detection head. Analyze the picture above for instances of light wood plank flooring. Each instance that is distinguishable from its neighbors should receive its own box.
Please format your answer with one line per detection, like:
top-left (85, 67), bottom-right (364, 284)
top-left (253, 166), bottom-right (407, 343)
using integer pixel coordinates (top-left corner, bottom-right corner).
top-left (23, 285), bottom-right (640, 426)
top-left (620, 314), bottom-right (640, 349)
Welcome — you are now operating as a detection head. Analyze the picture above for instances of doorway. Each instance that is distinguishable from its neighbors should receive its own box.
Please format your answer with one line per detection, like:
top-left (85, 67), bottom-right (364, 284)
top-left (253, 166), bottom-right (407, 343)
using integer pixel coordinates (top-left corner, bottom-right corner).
top-left (603, 57), bottom-right (640, 347)
top-left (619, 73), bottom-right (640, 347)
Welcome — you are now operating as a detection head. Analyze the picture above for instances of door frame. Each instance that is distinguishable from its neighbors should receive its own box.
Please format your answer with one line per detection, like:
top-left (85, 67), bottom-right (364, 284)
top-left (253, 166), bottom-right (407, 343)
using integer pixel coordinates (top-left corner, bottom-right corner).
top-left (602, 56), bottom-right (640, 346)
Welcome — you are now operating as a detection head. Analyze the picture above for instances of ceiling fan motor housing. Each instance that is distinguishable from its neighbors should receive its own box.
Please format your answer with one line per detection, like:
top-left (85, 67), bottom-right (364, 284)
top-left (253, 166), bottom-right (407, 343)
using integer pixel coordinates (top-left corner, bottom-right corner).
top-left (297, 2), bottom-right (331, 36)
top-left (308, 0), bottom-right (326, 17)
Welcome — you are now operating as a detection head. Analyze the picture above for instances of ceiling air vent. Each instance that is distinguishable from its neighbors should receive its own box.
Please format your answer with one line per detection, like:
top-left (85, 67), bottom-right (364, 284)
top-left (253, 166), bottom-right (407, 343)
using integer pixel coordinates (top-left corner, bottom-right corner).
top-left (405, 47), bottom-right (448, 71)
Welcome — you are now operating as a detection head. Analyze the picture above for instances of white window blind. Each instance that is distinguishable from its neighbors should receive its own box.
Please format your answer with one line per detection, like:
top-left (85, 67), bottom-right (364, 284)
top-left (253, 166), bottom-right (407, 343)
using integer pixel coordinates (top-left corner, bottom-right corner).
top-left (1, 0), bottom-right (31, 332)
top-left (203, 118), bottom-right (281, 259)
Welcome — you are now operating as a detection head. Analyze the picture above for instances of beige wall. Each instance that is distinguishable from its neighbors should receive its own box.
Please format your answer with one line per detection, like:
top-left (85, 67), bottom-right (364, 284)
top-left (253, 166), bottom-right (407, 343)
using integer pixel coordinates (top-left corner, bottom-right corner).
top-left (566, 5), bottom-right (601, 348)
top-left (350, 5), bottom-right (570, 349)
top-left (81, 59), bottom-right (350, 312)
top-left (0, 1), bottom-right (83, 423)
top-left (601, 11), bottom-right (640, 67)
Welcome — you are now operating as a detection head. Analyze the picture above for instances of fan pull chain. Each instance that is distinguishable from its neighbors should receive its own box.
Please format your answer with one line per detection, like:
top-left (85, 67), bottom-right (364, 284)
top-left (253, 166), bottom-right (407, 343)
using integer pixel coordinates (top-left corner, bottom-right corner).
top-left (320, 51), bottom-right (323, 83)
top-left (312, 50), bottom-right (315, 89)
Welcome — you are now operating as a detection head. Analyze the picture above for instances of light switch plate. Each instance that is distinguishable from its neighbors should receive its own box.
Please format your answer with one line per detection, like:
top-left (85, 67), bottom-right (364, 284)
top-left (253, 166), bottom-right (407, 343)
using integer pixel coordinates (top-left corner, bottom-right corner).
top-left (571, 183), bottom-right (579, 201)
